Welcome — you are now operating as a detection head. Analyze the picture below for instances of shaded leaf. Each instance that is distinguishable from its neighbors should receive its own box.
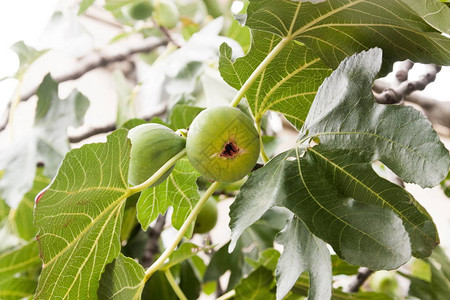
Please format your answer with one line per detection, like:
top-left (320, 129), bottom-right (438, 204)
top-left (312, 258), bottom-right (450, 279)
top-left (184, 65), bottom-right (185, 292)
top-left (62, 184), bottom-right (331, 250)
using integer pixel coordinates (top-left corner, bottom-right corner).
top-left (169, 103), bottom-right (204, 130)
top-left (98, 253), bottom-right (145, 300)
top-left (180, 260), bottom-right (202, 300)
top-left (292, 275), bottom-right (393, 300)
top-left (331, 255), bottom-right (359, 276)
top-left (0, 277), bottom-right (37, 300)
top-left (276, 214), bottom-right (331, 300)
top-left (245, 0), bottom-right (450, 71)
top-left (34, 130), bottom-right (130, 299)
top-left (0, 241), bottom-right (40, 278)
top-left (234, 266), bottom-right (275, 300)
top-left (137, 159), bottom-right (200, 238)
top-left (246, 248), bottom-right (280, 272)
top-left (219, 30), bottom-right (331, 128)
top-left (143, 271), bottom-right (177, 300)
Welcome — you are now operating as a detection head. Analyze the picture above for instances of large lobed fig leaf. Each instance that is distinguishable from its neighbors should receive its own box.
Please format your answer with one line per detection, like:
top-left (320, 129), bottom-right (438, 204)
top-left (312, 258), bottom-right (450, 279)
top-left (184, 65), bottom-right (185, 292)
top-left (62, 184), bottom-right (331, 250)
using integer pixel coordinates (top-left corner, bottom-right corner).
top-left (229, 48), bottom-right (449, 295)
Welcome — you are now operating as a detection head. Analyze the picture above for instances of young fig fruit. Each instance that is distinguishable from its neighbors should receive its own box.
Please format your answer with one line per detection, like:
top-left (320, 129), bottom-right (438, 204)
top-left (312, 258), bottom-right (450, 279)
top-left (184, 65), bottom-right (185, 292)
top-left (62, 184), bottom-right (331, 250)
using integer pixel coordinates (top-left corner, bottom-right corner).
top-left (194, 197), bottom-right (218, 234)
top-left (128, 123), bottom-right (186, 186)
top-left (186, 106), bottom-right (260, 182)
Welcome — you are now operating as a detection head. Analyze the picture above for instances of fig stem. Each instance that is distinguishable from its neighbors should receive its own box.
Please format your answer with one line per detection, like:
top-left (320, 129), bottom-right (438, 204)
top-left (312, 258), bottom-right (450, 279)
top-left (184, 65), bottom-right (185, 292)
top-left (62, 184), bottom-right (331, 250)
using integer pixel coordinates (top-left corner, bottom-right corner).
top-left (256, 119), bottom-right (270, 163)
top-left (128, 149), bottom-right (187, 194)
top-left (229, 37), bottom-right (290, 108)
top-left (216, 290), bottom-right (236, 300)
top-left (139, 181), bottom-right (221, 288)
top-left (164, 268), bottom-right (188, 300)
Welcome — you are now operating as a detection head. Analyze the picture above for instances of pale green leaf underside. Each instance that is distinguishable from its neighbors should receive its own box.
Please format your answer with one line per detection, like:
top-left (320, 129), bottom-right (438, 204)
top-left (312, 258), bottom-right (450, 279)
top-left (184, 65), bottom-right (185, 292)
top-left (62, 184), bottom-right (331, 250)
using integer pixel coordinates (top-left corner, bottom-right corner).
top-left (0, 241), bottom-right (40, 278)
top-left (276, 215), bottom-right (332, 300)
top-left (10, 41), bottom-right (48, 78)
top-left (401, 0), bottom-right (450, 34)
top-left (98, 253), bottom-right (145, 300)
top-left (246, 0), bottom-right (450, 70)
top-left (230, 49), bottom-right (443, 270)
top-left (302, 48), bottom-right (450, 188)
top-left (34, 130), bottom-right (131, 299)
top-left (137, 159), bottom-right (200, 237)
top-left (219, 30), bottom-right (331, 128)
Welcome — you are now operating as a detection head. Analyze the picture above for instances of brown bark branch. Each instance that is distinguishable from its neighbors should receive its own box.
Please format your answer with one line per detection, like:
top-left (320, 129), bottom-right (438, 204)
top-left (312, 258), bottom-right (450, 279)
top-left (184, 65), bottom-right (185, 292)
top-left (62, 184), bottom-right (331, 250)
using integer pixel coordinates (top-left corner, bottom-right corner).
top-left (141, 214), bottom-right (166, 268)
top-left (68, 107), bottom-right (167, 143)
top-left (346, 268), bottom-right (374, 293)
top-left (374, 64), bottom-right (441, 104)
top-left (20, 38), bottom-right (168, 102)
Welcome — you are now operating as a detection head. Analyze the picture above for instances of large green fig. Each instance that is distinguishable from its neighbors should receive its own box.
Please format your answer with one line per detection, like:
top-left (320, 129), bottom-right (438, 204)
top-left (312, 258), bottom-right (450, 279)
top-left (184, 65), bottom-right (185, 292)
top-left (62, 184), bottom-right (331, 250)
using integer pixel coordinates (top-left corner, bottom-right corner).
top-left (128, 123), bottom-right (186, 186)
top-left (194, 197), bottom-right (218, 234)
top-left (186, 106), bottom-right (260, 182)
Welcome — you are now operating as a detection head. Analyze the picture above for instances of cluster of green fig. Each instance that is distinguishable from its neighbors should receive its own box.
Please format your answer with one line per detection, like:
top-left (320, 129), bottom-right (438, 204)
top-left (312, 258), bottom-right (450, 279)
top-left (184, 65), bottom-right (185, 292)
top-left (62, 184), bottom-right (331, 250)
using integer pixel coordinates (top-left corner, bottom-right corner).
top-left (128, 106), bottom-right (260, 233)
top-left (126, 0), bottom-right (179, 28)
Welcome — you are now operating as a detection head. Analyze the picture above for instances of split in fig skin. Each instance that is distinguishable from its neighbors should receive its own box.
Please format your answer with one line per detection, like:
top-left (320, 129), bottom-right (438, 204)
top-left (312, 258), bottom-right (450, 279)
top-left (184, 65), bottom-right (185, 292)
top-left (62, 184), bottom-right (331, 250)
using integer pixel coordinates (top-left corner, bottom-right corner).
top-left (186, 106), bottom-right (260, 182)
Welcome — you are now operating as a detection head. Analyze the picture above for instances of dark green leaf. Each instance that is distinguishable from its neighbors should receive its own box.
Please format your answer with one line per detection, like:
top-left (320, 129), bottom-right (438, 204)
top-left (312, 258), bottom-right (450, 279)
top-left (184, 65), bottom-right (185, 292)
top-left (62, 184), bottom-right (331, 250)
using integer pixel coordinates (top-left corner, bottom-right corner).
top-left (234, 266), bottom-right (275, 300)
top-left (0, 241), bottom-right (40, 278)
top-left (276, 214), bottom-right (331, 300)
top-left (245, 0), bottom-right (450, 71)
top-left (34, 130), bottom-right (130, 299)
top-left (143, 271), bottom-right (177, 300)
top-left (98, 253), bottom-right (145, 300)
top-left (180, 260), bottom-right (201, 300)
top-left (292, 275), bottom-right (393, 300)
top-left (246, 248), bottom-right (280, 272)
top-left (331, 255), bottom-right (359, 276)
top-left (137, 159), bottom-right (200, 238)
top-left (169, 103), bottom-right (204, 130)
top-left (219, 30), bottom-right (331, 128)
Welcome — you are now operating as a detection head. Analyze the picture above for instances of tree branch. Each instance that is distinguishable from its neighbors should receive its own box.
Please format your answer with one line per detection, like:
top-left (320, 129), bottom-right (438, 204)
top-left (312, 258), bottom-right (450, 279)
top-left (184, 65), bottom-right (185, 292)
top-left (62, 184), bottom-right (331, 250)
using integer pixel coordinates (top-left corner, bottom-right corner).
top-left (141, 214), bottom-right (166, 268)
top-left (374, 64), bottom-right (441, 104)
top-left (345, 268), bottom-right (374, 292)
top-left (68, 107), bottom-right (167, 143)
top-left (20, 38), bottom-right (168, 102)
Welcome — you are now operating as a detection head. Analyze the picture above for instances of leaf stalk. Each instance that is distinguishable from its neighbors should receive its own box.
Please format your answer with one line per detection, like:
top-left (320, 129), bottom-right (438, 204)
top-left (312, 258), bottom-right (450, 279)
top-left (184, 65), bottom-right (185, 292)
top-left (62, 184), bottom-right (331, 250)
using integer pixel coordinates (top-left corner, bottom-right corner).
top-left (164, 268), bottom-right (188, 300)
top-left (139, 181), bottom-right (221, 288)
top-left (229, 38), bottom-right (290, 108)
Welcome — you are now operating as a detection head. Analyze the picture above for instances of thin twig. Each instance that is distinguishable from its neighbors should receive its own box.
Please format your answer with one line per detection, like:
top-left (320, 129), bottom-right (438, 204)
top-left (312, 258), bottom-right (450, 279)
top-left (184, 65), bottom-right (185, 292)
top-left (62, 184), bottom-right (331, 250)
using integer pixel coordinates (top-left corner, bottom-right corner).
top-left (69, 107), bottom-right (167, 143)
top-left (20, 39), bottom-right (168, 102)
top-left (346, 268), bottom-right (374, 292)
top-left (141, 214), bottom-right (167, 268)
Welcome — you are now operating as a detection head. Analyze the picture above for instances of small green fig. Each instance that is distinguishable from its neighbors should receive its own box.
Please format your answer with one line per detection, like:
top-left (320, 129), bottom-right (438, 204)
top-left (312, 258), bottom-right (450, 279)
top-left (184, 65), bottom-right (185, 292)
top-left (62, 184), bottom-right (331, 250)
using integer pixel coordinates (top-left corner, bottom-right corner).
top-left (194, 197), bottom-right (218, 234)
top-left (128, 123), bottom-right (186, 186)
top-left (153, 0), bottom-right (179, 29)
top-left (186, 106), bottom-right (260, 182)
top-left (128, 0), bottom-right (154, 20)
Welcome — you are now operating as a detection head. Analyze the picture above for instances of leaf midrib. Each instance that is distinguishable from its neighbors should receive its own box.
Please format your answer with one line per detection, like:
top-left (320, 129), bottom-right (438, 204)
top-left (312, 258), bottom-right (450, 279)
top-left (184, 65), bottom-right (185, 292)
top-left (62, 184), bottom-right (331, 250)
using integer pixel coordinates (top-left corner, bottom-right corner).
top-left (309, 147), bottom-right (432, 242)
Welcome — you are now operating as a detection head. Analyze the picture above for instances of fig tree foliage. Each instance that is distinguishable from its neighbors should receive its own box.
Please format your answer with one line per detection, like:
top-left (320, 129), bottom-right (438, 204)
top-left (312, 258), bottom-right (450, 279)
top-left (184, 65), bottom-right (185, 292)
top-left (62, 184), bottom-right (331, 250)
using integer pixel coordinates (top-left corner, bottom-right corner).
top-left (1, 1), bottom-right (450, 300)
